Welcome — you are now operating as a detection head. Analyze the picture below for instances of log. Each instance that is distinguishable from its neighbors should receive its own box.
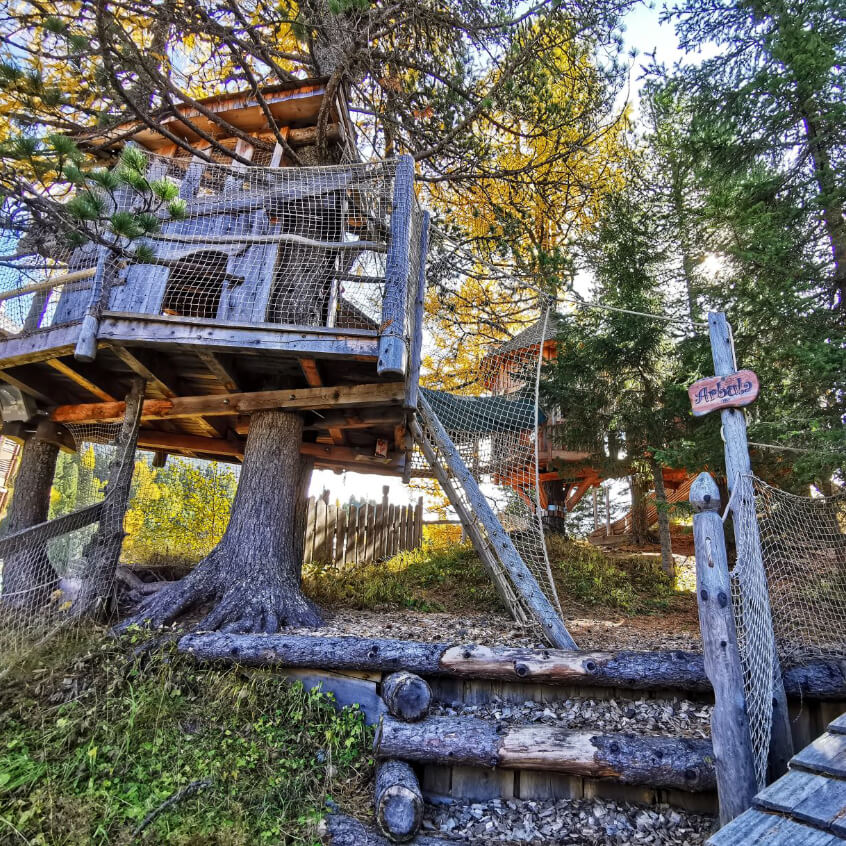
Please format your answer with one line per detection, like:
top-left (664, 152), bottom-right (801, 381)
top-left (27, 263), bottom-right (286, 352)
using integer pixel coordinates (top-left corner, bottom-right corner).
top-left (375, 716), bottom-right (716, 792)
top-left (381, 672), bottom-right (432, 722)
top-left (321, 814), bottom-right (450, 846)
top-left (374, 760), bottom-right (424, 842)
top-left (176, 633), bottom-right (846, 699)
top-left (691, 472), bottom-right (758, 825)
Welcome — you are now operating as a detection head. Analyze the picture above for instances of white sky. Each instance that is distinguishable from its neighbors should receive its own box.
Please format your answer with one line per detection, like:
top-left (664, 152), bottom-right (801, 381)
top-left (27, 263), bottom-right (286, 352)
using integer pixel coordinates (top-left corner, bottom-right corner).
top-left (310, 3), bottom-right (686, 511)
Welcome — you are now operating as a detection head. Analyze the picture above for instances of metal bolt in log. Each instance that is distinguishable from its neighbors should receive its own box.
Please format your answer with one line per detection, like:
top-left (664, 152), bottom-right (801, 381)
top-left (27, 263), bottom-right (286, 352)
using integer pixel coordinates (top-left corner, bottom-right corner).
top-left (374, 760), bottom-right (424, 842)
top-left (381, 672), bottom-right (432, 722)
top-left (691, 472), bottom-right (758, 825)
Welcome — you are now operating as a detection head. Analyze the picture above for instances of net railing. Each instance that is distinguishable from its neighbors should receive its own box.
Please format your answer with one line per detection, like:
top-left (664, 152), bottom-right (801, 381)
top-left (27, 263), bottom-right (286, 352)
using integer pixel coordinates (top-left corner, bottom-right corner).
top-left (730, 473), bottom-right (846, 787)
top-left (411, 306), bottom-right (562, 636)
top-left (0, 424), bottom-right (124, 670)
top-left (0, 155), bottom-right (419, 338)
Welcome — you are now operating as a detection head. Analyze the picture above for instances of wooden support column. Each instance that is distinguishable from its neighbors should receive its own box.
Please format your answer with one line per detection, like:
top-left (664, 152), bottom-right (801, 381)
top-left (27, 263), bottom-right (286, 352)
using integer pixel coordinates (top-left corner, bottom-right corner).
top-left (690, 472), bottom-right (758, 826)
top-left (378, 154), bottom-right (414, 377)
top-left (72, 377), bottom-right (145, 615)
top-left (708, 311), bottom-right (792, 780)
top-left (404, 211), bottom-right (429, 410)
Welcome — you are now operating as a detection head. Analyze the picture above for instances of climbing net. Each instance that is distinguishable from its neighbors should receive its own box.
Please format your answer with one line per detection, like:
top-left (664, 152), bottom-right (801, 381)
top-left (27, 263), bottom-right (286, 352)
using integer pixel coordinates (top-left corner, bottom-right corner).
top-left (730, 473), bottom-right (846, 787)
top-left (0, 423), bottom-right (126, 671)
top-left (412, 305), bottom-right (562, 636)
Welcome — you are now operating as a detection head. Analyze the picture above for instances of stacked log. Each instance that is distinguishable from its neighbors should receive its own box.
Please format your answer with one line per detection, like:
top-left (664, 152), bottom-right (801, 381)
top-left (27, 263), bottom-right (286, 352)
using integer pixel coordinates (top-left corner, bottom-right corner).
top-left (321, 814), bottom-right (450, 846)
top-left (178, 633), bottom-right (846, 699)
top-left (382, 671), bottom-right (432, 722)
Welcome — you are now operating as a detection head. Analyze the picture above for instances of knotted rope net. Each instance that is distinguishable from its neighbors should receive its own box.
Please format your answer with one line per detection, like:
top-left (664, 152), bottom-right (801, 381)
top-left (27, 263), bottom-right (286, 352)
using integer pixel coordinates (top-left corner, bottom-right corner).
top-left (0, 423), bottom-right (126, 672)
top-left (412, 305), bottom-right (563, 637)
top-left (730, 473), bottom-right (846, 787)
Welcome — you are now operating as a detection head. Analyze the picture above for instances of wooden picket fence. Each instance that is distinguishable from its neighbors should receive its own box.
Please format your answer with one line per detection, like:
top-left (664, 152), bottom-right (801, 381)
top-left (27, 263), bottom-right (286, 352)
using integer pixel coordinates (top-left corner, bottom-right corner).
top-left (304, 488), bottom-right (424, 566)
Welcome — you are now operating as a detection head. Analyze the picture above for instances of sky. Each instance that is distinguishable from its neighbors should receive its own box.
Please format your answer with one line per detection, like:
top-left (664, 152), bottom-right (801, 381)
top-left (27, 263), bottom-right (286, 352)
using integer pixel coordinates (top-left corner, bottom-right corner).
top-left (309, 2), bottom-right (688, 512)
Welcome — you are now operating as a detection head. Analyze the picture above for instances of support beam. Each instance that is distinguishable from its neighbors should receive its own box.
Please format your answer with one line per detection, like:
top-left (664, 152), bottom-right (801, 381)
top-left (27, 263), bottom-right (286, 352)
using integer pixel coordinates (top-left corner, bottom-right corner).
top-left (300, 358), bottom-right (323, 387)
top-left (45, 359), bottom-right (115, 401)
top-left (196, 351), bottom-right (240, 392)
top-left (0, 369), bottom-right (52, 406)
top-left (51, 382), bottom-right (406, 424)
top-left (110, 344), bottom-right (223, 438)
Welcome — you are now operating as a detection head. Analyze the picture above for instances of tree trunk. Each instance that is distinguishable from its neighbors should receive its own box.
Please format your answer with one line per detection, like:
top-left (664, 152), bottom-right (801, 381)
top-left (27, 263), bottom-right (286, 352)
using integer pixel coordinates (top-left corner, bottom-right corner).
top-left (0, 434), bottom-right (59, 608)
top-left (120, 409), bottom-right (322, 632)
top-left (629, 473), bottom-right (648, 545)
top-left (649, 457), bottom-right (675, 579)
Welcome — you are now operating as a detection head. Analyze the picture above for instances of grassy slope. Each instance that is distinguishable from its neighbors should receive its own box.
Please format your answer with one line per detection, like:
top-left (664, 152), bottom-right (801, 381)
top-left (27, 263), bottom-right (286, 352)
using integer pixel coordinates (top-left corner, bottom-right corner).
top-left (304, 533), bottom-right (694, 617)
top-left (0, 633), bottom-right (372, 846)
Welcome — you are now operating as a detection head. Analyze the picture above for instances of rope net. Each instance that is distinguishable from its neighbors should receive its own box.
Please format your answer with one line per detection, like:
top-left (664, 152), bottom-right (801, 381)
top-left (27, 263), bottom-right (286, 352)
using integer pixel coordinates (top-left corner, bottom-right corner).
top-left (0, 154), bottom-right (418, 338)
top-left (730, 473), bottom-right (846, 787)
top-left (413, 306), bottom-right (562, 637)
top-left (0, 423), bottom-right (124, 669)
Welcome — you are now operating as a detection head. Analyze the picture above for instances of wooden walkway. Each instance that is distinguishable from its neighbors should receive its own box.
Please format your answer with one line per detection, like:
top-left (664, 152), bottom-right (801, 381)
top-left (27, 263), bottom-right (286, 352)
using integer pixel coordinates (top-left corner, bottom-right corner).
top-left (708, 712), bottom-right (846, 845)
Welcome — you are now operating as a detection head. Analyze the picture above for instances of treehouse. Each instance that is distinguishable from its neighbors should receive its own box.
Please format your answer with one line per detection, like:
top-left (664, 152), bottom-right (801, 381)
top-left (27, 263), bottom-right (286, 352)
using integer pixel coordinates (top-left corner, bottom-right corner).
top-left (482, 316), bottom-right (692, 534)
top-left (0, 79), bottom-right (428, 477)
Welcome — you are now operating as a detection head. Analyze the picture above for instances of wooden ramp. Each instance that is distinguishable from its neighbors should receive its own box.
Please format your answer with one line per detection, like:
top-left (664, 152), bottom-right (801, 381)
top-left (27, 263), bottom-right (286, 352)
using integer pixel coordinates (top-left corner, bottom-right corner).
top-left (708, 712), bottom-right (846, 845)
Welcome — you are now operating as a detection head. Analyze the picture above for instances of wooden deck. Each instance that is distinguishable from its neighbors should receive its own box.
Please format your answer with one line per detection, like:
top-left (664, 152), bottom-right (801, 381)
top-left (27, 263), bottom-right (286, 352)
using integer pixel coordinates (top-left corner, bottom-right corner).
top-left (708, 712), bottom-right (846, 845)
top-left (0, 314), bottom-right (412, 470)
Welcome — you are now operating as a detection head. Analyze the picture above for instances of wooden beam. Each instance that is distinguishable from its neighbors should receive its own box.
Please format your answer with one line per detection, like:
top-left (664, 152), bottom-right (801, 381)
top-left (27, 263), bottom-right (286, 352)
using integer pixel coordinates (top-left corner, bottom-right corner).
top-left (301, 441), bottom-right (402, 472)
top-left (196, 351), bottom-right (240, 392)
top-left (109, 344), bottom-right (227, 439)
top-left (137, 429), bottom-right (245, 459)
top-left (0, 324), bottom-right (81, 368)
top-left (300, 358), bottom-right (323, 388)
top-left (0, 369), bottom-right (52, 405)
top-left (45, 359), bottom-right (115, 401)
top-left (52, 382), bottom-right (406, 424)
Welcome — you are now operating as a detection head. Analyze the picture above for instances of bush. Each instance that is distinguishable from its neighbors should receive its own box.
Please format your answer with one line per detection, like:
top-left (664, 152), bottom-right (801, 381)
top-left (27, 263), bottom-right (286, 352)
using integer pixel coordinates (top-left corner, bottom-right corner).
top-left (0, 631), bottom-right (371, 845)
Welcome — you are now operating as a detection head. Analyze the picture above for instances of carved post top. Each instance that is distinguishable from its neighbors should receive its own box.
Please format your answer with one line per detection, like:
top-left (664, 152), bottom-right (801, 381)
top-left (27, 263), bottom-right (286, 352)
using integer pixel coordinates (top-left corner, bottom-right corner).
top-left (690, 472), bottom-right (721, 513)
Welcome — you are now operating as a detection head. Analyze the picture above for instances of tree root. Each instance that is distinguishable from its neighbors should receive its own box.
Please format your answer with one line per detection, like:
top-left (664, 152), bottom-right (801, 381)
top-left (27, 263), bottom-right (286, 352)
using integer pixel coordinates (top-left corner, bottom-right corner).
top-left (115, 549), bottom-right (323, 634)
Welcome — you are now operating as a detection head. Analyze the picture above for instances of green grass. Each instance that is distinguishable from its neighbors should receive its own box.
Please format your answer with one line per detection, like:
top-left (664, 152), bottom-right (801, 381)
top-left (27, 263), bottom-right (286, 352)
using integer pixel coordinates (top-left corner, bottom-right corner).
top-left (0, 630), bottom-right (372, 845)
top-left (304, 534), bottom-right (686, 616)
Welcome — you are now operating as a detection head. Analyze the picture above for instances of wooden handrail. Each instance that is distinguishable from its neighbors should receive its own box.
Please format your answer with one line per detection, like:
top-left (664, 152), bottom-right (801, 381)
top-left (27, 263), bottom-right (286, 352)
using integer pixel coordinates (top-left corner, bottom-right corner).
top-left (0, 267), bottom-right (96, 304)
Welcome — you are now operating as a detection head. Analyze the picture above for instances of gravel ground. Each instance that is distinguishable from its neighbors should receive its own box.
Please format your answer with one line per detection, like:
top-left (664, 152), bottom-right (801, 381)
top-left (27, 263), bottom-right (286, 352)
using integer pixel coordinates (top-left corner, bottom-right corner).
top-left (422, 798), bottom-right (716, 844)
top-left (430, 696), bottom-right (712, 739)
top-left (282, 609), bottom-right (702, 652)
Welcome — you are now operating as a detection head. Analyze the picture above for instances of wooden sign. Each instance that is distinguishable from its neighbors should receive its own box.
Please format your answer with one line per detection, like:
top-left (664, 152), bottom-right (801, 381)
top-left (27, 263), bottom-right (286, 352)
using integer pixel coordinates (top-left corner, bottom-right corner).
top-left (688, 369), bottom-right (759, 417)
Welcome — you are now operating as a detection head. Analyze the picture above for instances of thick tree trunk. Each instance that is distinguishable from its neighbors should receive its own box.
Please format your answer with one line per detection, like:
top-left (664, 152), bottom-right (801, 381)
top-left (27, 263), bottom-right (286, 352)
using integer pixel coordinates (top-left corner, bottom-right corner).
top-left (120, 409), bottom-right (322, 632)
top-left (649, 457), bottom-right (675, 579)
top-left (0, 434), bottom-right (60, 608)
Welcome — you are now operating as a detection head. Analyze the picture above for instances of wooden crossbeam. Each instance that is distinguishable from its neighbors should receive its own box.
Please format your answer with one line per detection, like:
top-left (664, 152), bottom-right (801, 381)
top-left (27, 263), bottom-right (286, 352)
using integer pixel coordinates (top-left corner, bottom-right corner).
top-left (109, 344), bottom-right (226, 439)
top-left (196, 351), bottom-right (240, 392)
top-left (299, 358), bottom-right (323, 387)
top-left (51, 382), bottom-right (406, 424)
top-left (45, 359), bottom-right (115, 401)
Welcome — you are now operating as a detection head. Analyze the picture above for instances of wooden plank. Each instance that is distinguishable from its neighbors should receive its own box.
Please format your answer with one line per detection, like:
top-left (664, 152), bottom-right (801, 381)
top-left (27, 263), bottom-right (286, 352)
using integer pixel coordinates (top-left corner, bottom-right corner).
top-left (707, 808), bottom-right (841, 845)
top-left (791, 731), bottom-right (846, 779)
top-left (754, 768), bottom-right (828, 814)
top-left (517, 771), bottom-right (582, 801)
top-left (136, 429), bottom-right (244, 458)
top-left (45, 359), bottom-right (114, 401)
top-left (0, 501), bottom-right (102, 557)
top-left (51, 382), bottom-right (406, 424)
top-left (828, 713), bottom-right (846, 735)
top-left (451, 766), bottom-right (515, 801)
top-left (365, 501), bottom-right (377, 563)
top-left (0, 324), bottom-right (81, 368)
top-left (300, 358), bottom-right (323, 387)
top-left (196, 350), bottom-right (240, 392)
top-left (280, 668), bottom-right (386, 725)
top-left (690, 472), bottom-right (758, 825)
top-left (96, 312), bottom-right (380, 361)
top-left (335, 506), bottom-right (347, 566)
top-left (791, 775), bottom-right (846, 835)
top-left (304, 497), bottom-right (316, 564)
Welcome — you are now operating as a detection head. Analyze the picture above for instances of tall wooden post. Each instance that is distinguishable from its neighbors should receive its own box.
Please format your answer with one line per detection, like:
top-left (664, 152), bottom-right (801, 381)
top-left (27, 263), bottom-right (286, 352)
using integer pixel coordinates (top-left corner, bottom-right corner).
top-left (708, 312), bottom-right (793, 779)
top-left (690, 472), bottom-right (758, 826)
top-left (592, 487), bottom-right (599, 532)
top-left (604, 486), bottom-right (611, 537)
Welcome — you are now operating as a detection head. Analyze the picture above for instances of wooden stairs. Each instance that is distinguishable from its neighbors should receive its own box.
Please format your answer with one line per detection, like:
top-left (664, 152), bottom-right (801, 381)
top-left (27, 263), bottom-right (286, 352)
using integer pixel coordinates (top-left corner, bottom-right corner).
top-left (179, 633), bottom-right (846, 844)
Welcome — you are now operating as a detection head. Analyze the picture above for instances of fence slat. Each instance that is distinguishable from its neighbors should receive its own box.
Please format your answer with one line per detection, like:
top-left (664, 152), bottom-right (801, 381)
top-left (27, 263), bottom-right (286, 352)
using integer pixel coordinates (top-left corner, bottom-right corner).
top-left (336, 506), bottom-right (347, 565)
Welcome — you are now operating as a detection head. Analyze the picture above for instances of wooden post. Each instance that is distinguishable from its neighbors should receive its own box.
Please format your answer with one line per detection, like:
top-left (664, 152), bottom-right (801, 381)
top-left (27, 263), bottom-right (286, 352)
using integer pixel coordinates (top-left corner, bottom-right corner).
top-left (378, 154), bottom-right (414, 377)
top-left (708, 311), bottom-right (793, 779)
top-left (414, 497), bottom-right (423, 547)
top-left (604, 486), bottom-right (611, 537)
top-left (690, 472), bottom-right (758, 825)
top-left (404, 211), bottom-right (429, 410)
top-left (592, 487), bottom-right (598, 532)
top-left (74, 245), bottom-right (112, 363)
